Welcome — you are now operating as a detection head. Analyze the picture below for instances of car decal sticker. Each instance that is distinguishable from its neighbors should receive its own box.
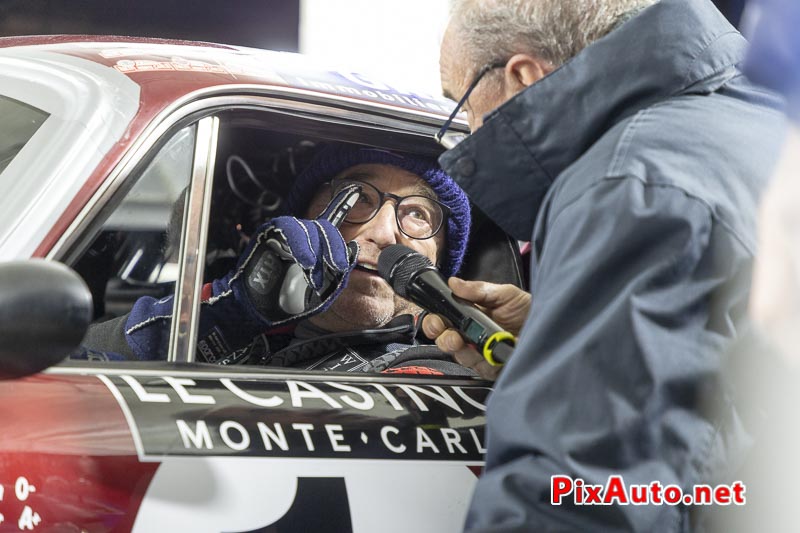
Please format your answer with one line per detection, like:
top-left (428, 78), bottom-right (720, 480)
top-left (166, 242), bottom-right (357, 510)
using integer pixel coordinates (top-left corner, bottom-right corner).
top-left (98, 374), bottom-right (489, 462)
top-left (229, 478), bottom-right (353, 533)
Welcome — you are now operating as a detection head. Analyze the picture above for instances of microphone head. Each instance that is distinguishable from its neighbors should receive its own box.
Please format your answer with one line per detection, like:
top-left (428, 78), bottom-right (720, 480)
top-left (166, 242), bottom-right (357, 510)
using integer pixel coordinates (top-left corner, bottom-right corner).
top-left (377, 244), bottom-right (434, 298)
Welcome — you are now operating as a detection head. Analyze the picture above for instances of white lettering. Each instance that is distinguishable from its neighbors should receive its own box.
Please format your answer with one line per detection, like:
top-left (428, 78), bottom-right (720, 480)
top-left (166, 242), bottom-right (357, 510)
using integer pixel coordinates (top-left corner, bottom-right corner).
top-left (452, 386), bottom-right (490, 412)
top-left (121, 375), bottom-right (170, 402)
top-left (163, 376), bottom-right (215, 404)
top-left (221, 378), bottom-right (283, 407)
top-left (326, 382), bottom-right (375, 410)
top-left (362, 90), bottom-right (377, 98)
top-left (370, 383), bottom-right (404, 411)
top-left (177, 419), bottom-right (213, 449)
top-left (381, 426), bottom-right (406, 453)
top-left (416, 427), bottom-right (440, 454)
top-left (17, 506), bottom-right (40, 530)
top-left (287, 381), bottom-right (342, 408)
top-left (14, 477), bottom-right (34, 501)
top-left (325, 424), bottom-right (351, 452)
top-left (294, 76), bottom-right (310, 87)
top-left (292, 423), bottom-right (316, 451)
top-left (398, 385), bottom-right (463, 414)
top-left (470, 428), bottom-right (487, 454)
top-left (257, 422), bottom-right (289, 451)
top-left (377, 91), bottom-right (397, 102)
top-left (440, 428), bottom-right (468, 454)
top-left (220, 421), bottom-right (250, 451)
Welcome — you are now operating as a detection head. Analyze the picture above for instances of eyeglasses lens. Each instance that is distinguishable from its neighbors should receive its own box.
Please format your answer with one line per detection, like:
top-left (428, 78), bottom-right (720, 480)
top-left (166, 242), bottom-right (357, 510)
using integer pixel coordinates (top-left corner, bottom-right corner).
top-left (332, 180), bottom-right (444, 239)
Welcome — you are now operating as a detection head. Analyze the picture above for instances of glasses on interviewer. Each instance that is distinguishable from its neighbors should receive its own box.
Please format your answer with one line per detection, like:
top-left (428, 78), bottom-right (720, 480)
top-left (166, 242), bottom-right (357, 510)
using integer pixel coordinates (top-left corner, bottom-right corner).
top-left (329, 180), bottom-right (449, 240)
top-left (435, 61), bottom-right (507, 149)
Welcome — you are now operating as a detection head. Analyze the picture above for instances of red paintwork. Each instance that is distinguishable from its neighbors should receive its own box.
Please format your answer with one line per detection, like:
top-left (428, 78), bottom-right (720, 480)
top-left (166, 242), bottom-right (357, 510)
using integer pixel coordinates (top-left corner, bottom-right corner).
top-left (0, 38), bottom-right (476, 526)
top-left (0, 375), bottom-right (158, 531)
top-left (11, 35), bottom-right (449, 258)
top-left (0, 35), bottom-right (235, 49)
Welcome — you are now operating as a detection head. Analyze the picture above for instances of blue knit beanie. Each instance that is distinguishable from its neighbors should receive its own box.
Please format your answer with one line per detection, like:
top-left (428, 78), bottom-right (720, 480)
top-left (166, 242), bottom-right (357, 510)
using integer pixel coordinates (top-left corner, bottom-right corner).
top-left (286, 144), bottom-right (471, 277)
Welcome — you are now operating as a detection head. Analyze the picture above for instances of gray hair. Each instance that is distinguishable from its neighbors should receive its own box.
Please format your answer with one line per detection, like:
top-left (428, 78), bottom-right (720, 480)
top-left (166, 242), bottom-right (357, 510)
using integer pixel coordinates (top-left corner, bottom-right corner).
top-left (449, 0), bottom-right (658, 72)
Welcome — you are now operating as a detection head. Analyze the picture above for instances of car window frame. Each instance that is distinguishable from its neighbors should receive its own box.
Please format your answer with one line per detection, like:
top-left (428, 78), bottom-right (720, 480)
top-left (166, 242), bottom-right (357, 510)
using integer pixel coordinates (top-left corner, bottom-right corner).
top-left (49, 89), bottom-right (457, 263)
top-left (52, 90), bottom-right (481, 376)
top-left (169, 115), bottom-right (218, 362)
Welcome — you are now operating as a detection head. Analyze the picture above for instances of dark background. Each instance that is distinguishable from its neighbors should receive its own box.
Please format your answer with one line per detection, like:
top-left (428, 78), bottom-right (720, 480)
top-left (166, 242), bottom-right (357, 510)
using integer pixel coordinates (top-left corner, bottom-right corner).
top-left (0, 0), bottom-right (301, 50)
top-left (0, 0), bottom-right (747, 52)
top-left (712, 0), bottom-right (748, 27)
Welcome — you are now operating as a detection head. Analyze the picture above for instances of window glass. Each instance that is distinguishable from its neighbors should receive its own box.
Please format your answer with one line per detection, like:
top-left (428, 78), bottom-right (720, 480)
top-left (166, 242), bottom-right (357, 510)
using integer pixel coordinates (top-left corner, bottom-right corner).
top-left (74, 125), bottom-right (196, 321)
top-left (0, 95), bottom-right (49, 177)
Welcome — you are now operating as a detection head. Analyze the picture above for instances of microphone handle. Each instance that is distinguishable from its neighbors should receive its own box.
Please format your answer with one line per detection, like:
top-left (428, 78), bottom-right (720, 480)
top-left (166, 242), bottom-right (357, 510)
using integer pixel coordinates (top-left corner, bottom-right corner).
top-left (407, 269), bottom-right (514, 364)
top-left (489, 340), bottom-right (514, 365)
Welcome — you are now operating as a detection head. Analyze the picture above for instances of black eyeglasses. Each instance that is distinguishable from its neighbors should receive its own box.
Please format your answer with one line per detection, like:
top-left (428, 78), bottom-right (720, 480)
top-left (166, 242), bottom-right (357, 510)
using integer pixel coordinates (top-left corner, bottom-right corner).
top-left (435, 61), bottom-right (507, 149)
top-left (329, 180), bottom-right (450, 240)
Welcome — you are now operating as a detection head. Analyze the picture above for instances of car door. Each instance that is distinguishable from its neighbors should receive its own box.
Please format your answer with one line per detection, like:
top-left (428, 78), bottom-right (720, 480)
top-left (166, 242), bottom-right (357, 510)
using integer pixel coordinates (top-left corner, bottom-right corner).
top-left (20, 90), bottom-right (493, 532)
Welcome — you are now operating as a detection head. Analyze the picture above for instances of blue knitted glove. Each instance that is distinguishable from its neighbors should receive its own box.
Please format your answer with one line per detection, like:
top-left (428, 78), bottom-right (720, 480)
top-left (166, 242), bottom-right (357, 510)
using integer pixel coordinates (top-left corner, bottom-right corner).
top-left (230, 184), bottom-right (361, 326)
top-left (124, 185), bottom-right (361, 364)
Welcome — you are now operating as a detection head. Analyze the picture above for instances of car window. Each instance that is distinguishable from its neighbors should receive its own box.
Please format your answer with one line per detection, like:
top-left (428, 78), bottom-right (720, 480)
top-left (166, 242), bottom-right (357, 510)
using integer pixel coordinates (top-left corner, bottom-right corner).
top-left (0, 95), bottom-right (49, 177)
top-left (179, 108), bottom-right (449, 370)
top-left (68, 99), bottom-right (514, 380)
top-left (73, 125), bottom-right (195, 321)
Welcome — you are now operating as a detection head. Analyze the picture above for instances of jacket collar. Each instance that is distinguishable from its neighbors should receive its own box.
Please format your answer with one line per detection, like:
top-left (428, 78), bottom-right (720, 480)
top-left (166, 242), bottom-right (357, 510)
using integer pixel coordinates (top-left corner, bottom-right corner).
top-left (440, 0), bottom-right (746, 241)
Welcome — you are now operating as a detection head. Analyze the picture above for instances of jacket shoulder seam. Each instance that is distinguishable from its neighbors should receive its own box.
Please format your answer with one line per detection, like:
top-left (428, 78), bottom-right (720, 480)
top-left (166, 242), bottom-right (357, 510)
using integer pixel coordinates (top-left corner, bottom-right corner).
top-left (608, 107), bottom-right (651, 176)
top-left (548, 175), bottom-right (755, 256)
top-left (677, 29), bottom-right (743, 93)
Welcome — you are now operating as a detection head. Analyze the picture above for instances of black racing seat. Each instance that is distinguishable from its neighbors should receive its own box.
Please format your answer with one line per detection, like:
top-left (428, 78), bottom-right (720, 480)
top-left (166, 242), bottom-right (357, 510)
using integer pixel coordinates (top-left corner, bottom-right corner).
top-left (458, 207), bottom-right (526, 290)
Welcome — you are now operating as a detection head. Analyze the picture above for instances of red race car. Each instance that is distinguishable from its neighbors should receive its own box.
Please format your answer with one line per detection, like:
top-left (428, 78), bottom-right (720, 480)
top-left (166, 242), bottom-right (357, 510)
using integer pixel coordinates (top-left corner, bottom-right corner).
top-left (0, 36), bottom-right (523, 531)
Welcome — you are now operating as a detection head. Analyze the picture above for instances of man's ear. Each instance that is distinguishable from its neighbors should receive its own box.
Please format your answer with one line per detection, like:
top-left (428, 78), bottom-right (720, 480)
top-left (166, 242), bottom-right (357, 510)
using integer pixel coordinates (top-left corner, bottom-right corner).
top-left (503, 53), bottom-right (553, 96)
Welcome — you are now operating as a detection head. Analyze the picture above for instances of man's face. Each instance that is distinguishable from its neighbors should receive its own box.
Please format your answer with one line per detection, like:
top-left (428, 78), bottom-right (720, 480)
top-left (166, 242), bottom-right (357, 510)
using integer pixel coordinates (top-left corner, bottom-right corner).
top-left (305, 163), bottom-right (446, 331)
top-left (440, 24), bottom-right (508, 131)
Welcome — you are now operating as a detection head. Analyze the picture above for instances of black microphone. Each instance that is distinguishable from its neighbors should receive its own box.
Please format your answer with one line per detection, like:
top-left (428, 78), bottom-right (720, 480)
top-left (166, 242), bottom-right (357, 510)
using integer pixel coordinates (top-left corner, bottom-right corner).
top-left (377, 244), bottom-right (515, 365)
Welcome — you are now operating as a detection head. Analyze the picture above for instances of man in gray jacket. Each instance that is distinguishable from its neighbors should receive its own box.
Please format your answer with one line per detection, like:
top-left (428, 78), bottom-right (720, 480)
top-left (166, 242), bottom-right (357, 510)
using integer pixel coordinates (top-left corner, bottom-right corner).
top-left (426, 0), bottom-right (786, 530)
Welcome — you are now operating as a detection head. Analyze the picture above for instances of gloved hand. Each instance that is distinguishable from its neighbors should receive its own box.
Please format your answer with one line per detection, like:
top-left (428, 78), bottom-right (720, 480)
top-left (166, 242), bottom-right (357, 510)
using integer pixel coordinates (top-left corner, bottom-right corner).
top-left (124, 184), bottom-right (361, 364)
top-left (230, 184), bottom-right (361, 326)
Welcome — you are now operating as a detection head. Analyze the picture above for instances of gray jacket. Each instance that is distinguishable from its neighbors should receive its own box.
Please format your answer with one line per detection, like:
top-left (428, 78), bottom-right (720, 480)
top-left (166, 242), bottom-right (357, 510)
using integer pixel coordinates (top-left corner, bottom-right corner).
top-left (440, 0), bottom-right (785, 531)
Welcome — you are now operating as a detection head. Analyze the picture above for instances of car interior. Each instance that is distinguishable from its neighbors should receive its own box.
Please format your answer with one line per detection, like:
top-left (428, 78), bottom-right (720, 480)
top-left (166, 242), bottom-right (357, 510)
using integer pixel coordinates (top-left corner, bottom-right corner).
top-left (67, 104), bottom-right (526, 365)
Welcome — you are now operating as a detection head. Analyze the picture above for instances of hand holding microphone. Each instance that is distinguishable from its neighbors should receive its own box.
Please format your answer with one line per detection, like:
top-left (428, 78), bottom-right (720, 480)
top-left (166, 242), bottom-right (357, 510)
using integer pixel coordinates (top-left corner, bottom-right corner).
top-left (377, 244), bottom-right (528, 371)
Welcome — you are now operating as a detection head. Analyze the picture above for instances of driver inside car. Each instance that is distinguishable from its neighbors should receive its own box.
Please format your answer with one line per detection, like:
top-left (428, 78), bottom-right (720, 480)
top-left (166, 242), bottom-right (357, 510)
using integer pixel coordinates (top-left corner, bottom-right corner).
top-left (79, 144), bottom-right (477, 376)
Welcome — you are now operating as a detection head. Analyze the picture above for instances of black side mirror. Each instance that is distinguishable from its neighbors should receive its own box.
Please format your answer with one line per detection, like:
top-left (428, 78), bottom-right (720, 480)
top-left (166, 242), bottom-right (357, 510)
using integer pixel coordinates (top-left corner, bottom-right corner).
top-left (0, 260), bottom-right (92, 378)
